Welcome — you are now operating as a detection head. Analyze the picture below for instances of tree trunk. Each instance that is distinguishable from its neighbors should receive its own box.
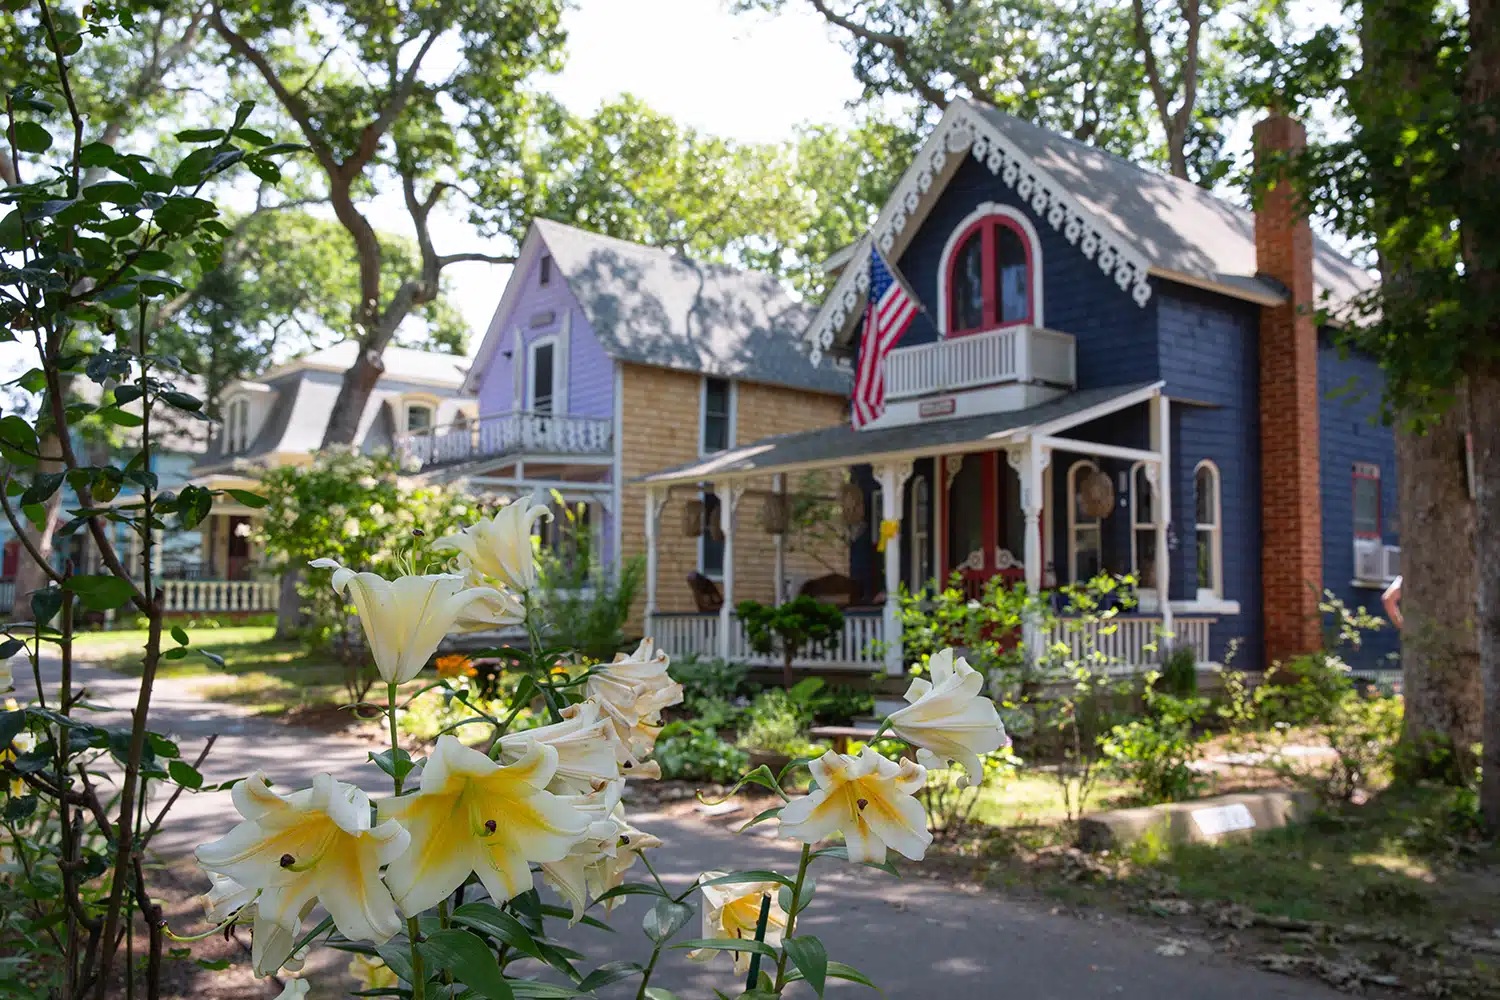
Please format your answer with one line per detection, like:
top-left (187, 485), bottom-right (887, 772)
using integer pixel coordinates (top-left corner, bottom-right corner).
top-left (1461, 0), bottom-right (1500, 831)
top-left (11, 443), bottom-right (64, 609)
top-left (274, 568), bottom-right (303, 640)
top-left (320, 343), bottom-right (386, 447)
top-left (1467, 367), bottom-right (1500, 829)
top-left (1394, 412), bottom-right (1482, 781)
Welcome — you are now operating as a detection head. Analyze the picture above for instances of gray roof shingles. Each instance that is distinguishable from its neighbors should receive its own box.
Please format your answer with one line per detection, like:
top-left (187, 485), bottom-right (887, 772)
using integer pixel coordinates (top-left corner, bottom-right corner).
top-left (534, 219), bottom-right (850, 395)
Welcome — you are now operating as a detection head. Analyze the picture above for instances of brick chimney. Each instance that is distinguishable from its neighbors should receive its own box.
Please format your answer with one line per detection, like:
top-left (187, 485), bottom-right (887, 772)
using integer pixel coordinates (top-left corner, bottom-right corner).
top-left (1254, 113), bottom-right (1323, 664)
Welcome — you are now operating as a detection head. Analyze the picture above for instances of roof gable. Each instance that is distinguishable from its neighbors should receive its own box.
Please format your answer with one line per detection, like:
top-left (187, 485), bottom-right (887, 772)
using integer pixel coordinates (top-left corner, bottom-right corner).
top-left (805, 99), bottom-right (1374, 364)
top-left (467, 220), bottom-right (850, 396)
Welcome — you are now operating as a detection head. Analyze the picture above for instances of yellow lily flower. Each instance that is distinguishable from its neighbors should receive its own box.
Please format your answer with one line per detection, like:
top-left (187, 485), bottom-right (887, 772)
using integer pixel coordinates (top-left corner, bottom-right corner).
top-left (539, 782), bottom-right (630, 922)
top-left (378, 735), bottom-right (591, 915)
top-left (495, 698), bottom-right (621, 795)
top-left (451, 568), bottom-right (526, 632)
top-left (887, 647), bottom-right (1009, 786)
top-left (778, 747), bottom-right (931, 864)
top-left (432, 498), bottom-right (550, 593)
top-left (586, 639), bottom-right (683, 767)
top-left (195, 772), bottom-right (409, 959)
top-left (3, 731), bottom-right (35, 797)
top-left (309, 558), bottom-right (502, 683)
top-left (689, 871), bottom-right (788, 974)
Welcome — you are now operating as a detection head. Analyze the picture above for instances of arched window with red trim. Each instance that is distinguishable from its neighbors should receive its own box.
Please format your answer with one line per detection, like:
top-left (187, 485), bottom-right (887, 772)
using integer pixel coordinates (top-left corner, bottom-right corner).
top-left (945, 214), bottom-right (1034, 336)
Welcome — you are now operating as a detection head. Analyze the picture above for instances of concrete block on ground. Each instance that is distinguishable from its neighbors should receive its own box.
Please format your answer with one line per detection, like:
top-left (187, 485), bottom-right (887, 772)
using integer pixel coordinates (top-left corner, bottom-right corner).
top-left (1078, 789), bottom-right (1317, 852)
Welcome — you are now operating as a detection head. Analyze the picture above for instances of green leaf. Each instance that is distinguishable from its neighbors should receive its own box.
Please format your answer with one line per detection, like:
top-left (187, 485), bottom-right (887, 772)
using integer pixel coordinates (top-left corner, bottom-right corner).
top-left (416, 929), bottom-right (513, 1000)
top-left (20, 471), bottom-right (64, 506)
top-left (737, 806), bottom-right (782, 833)
top-left (30, 588), bottom-right (62, 626)
top-left (671, 938), bottom-right (778, 959)
top-left (0, 637), bottom-right (23, 659)
top-left (175, 128), bottom-right (226, 143)
top-left (642, 898), bottom-right (694, 944)
top-left (368, 747), bottom-right (416, 783)
top-left (168, 759), bottom-right (203, 790)
top-left (591, 882), bottom-right (668, 905)
top-left (777, 877), bottom-right (815, 916)
top-left (79, 141), bottom-right (116, 167)
top-left (0, 710), bottom-right (27, 750)
top-left (224, 488), bottom-right (268, 508)
top-left (786, 959), bottom-right (880, 991)
top-left (643, 990), bottom-right (682, 1000)
top-left (146, 732), bottom-right (180, 758)
top-left (783, 936), bottom-right (828, 997)
top-left (82, 181), bottom-right (142, 205)
top-left (96, 406), bottom-right (143, 428)
top-left (231, 127), bottom-right (274, 146)
top-left (170, 626), bottom-right (189, 645)
top-left (161, 390), bottom-right (203, 412)
top-left (575, 961), bottom-right (643, 992)
top-left (64, 575), bottom-right (136, 611)
top-left (11, 121), bottom-right (52, 153)
top-left (451, 903), bottom-right (548, 964)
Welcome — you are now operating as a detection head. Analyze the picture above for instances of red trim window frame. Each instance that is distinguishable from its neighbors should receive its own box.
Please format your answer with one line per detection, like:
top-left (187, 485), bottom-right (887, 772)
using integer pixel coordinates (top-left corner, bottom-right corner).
top-left (1352, 463), bottom-right (1382, 539)
top-left (944, 214), bottom-right (1035, 337)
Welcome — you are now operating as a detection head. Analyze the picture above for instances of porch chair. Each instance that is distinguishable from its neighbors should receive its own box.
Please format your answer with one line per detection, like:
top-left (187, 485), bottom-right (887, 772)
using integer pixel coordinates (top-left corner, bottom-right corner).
top-left (797, 573), bottom-right (857, 608)
top-left (686, 572), bottom-right (723, 613)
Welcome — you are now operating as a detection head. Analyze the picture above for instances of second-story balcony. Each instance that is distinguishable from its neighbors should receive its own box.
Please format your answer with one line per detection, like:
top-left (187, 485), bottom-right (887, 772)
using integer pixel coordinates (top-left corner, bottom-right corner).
top-left (397, 410), bottom-right (613, 471)
top-left (866, 324), bottom-right (1077, 429)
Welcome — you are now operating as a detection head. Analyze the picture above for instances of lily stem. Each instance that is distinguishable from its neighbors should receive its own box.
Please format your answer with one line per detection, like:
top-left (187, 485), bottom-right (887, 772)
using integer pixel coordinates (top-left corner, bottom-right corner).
top-left (771, 844), bottom-right (813, 992)
top-left (388, 681), bottom-right (425, 1000)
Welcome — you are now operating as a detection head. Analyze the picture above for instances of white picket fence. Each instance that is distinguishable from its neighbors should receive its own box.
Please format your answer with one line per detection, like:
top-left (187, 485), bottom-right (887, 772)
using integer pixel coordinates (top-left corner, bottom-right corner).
top-left (649, 611), bottom-right (886, 670)
top-left (157, 579), bottom-right (278, 613)
top-left (1044, 615), bottom-right (1214, 672)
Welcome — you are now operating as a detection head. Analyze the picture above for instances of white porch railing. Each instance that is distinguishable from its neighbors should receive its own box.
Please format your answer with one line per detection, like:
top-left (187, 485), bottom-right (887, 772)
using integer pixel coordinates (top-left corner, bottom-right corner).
top-left (649, 611), bottom-right (886, 670)
top-left (158, 579), bottom-right (278, 613)
top-left (883, 324), bottom-right (1077, 401)
top-left (398, 411), bottom-right (613, 470)
top-left (1045, 615), bottom-right (1215, 672)
top-left (0, 581), bottom-right (12, 611)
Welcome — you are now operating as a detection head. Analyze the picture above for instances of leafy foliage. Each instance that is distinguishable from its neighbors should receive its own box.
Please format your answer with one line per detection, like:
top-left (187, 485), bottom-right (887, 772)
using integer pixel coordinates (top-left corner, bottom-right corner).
top-left (1100, 672), bottom-right (1209, 804)
top-left (534, 496), bottom-right (645, 662)
top-left (653, 720), bottom-right (751, 783)
top-left (737, 596), bottom-right (844, 688)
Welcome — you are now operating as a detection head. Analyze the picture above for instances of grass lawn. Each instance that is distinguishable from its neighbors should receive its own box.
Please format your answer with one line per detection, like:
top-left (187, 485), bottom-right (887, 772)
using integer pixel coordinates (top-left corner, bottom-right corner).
top-left (72, 625), bottom-right (352, 717)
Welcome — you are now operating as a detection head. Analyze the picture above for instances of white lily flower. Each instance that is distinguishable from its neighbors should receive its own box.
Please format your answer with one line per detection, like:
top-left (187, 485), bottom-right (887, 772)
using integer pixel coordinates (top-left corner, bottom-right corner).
top-left (452, 569), bottom-right (526, 632)
top-left (309, 558), bottom-right (503, 684)
top-left (689, 871), bottom-right (788, 974)
top-left (496, 699), bottom-right (621, 795)
top-left (274, 977), bottom-right (310, 1000)
top-left (194, 870), bottom-right (307, 975)
top-left (432, 498), bottom-right (550, 593)
top-left (195, 772), bottom-right (409, 956)
top-left (539, 782), bottom-right (627, 922)
top-left (778, 747), bottom-right (931, 864)
top-left (0, 659), bottom-right (11, 691)
top-left (586, 639), bottom-right (684, 766)
top-left (198, 870), bottom-right (257, 923)
top-left (887, 648), bottom-right (1009, 786)
top-left (378, 735), bottom-right (591, 915)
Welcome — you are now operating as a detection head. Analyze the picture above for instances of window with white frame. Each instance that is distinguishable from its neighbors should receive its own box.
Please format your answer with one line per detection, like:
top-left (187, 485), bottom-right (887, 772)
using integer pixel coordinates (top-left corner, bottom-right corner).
top-left (224, 397), bottom-right (250, 454)
top-left (1130, 462), bottom-right (1157, 589)
top-left (1353, 463), bottom-right (1381, 538)
top-left (529, 338), bottom-right (557, 414)
top-left (1067, 460), bottom-right (1102, 582)
top-left (701, 377), bottom-right (732, 453)
top-left (699, 488), bottom-right (724, 578)
top-left (910, 474), bottom-right (931, 587)
top-left (405, 403), bottom-right (433, 433)
top-left (1195, 460), bottom-right (1223, 598)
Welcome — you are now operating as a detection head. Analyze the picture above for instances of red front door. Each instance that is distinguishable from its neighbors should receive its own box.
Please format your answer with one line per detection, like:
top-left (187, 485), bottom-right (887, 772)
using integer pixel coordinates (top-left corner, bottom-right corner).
top-left (940, 451), bottom-right (1035, 598)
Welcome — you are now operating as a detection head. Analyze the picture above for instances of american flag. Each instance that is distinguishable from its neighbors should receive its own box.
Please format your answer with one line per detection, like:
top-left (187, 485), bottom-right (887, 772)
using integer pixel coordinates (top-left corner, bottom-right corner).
top-left (852, 246), bottom-right (918, 428)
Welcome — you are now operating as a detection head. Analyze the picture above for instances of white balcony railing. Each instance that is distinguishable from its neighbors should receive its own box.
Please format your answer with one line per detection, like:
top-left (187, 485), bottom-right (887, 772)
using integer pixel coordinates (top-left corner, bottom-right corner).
top-left (649, 612), bottom-right (886, 671)
top-left (1044, 615), bottom-right (1215, 671)
top-left (158, 579), bottom-right (279, 613)
top-left (398, 411), bottom-right (613, 470)
top-left (884, 324), bottom-right (1076, 402)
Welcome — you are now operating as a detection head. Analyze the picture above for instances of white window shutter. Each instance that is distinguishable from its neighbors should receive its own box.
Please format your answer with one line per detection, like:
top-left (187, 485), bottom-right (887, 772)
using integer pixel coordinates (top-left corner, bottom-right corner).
top-left (556, 310), bottom-right (570, 413)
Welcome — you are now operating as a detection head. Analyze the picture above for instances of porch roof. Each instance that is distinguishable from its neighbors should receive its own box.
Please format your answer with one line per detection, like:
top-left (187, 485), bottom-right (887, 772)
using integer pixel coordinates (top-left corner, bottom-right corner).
top-left (636, 380), bottom-right (1161, 486)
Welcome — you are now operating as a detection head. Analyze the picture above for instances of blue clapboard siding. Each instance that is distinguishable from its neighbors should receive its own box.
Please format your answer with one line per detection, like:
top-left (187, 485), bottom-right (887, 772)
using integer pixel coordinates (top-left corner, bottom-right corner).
top-left (1317, 334), bottom-right (1401, 673)
top-left (1156, 282), bottom-right (1263, 668)
top-left (894, 157), bottom-right (1160, 390)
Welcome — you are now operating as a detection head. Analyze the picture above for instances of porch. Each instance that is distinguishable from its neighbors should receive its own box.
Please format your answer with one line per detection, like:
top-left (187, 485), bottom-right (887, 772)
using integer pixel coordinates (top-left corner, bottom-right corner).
top-left (648, 608), bottom-right (1215, 673)
top-left (634, 380), bottom-right (1217, 676)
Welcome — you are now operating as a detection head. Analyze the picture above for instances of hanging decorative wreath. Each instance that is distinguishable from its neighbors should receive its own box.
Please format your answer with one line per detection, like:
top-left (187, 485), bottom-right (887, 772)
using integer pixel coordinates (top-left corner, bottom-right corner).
top-left (838, 482), bottom-right (865, 527)
top-left (761, 492), bottom-right (790, 534)
top-left (681, 498), bottom-right (705, 537)
top-left (1078, 468), bottom-right (1116, 519)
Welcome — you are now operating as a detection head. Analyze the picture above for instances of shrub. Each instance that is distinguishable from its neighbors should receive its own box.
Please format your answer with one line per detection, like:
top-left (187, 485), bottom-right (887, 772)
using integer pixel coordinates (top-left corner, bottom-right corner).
top-left (1160, 644), bottom-right (1198, 697)
top-left (1100, 672), bottom-right (1209, 803)
top-left (668, 655), bottom-right (755, 715)
top-left (921, 747), bottom-right (1023, 840)
top-left (809, 678), bottom-right (877, 724)
top-left (736, 595), bottom-right (844, 688)
top-left (737, 679), bottom-right (826, 758)
top-left (653, 721), bottom-right (750, 782)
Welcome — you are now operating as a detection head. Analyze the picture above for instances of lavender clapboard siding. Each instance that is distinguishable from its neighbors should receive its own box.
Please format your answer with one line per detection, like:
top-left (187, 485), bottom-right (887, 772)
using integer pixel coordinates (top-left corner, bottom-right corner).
top-left (473, 244), bottom-right (616, 419)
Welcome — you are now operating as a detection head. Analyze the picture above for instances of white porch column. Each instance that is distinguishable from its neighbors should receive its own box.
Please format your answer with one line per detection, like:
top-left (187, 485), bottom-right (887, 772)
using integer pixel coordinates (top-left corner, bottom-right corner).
top-left (772, 474), bottom-right (787, 605)
top-left (1010, 439), bottom-right (1050, 664)
top-left (643, 488), bottom-right (665, 628)
top-left (718, 484), bottom-right (744, 661)
top-left (1151, 392), bottom-right (1174, 643)
top-left (877, 461), bottom-right (913, 676)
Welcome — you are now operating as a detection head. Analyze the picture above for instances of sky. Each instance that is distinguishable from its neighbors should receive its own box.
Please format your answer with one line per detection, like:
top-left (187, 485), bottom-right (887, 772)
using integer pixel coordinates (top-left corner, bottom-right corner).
top-left (374, 0), bottom-right (868, 351)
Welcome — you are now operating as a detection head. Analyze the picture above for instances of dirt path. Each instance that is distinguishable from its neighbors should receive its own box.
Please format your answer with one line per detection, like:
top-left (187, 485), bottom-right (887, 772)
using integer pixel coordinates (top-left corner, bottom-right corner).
top-left (11, 655), bottom-right (1348, 999)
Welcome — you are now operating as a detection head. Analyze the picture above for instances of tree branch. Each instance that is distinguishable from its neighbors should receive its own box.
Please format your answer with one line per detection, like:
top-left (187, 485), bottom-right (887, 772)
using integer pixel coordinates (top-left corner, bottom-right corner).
top-left (434, 250), bottom-right (517, 267)
top-left (807, 0), bottom-right (952, 108)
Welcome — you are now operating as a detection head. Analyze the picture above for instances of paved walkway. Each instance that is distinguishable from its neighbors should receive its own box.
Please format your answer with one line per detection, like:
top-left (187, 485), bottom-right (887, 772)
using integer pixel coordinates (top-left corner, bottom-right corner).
top-left (10, 654), bottom-right (1344, 999)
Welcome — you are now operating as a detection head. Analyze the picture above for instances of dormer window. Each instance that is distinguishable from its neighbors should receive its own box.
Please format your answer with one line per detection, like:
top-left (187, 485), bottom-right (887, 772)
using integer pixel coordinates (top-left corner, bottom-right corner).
top-left (406, 404), bottom-right (433, 433)
top-left (224, 397), bottom-right (250, 454)
top-left (943, 209), bottom-right (1037, 336)
top-left (539, 254), bottom-right (553, 287)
